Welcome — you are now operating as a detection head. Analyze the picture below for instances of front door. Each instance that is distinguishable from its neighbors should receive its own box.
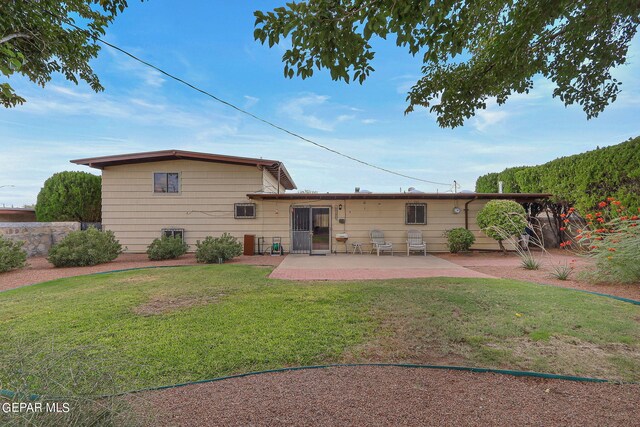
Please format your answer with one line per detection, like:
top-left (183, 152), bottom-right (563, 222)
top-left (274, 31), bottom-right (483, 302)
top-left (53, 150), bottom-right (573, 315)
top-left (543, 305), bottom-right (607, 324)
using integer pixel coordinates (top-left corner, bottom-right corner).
top-left (291, 206), bottom-right (331, 254)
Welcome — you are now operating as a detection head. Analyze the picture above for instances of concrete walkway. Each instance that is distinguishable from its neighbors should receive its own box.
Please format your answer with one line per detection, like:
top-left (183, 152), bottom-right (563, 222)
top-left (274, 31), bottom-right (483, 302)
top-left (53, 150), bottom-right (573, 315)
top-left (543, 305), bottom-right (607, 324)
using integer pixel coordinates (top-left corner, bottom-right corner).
top-left (269, 253), bottom-right (495, 281)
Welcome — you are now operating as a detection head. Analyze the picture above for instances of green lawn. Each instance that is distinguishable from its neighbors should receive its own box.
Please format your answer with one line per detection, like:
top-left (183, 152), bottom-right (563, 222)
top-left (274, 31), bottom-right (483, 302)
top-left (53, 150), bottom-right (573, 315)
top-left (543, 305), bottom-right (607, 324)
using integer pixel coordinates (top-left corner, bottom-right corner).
top-left (0, 265), bottom-right (639, 396)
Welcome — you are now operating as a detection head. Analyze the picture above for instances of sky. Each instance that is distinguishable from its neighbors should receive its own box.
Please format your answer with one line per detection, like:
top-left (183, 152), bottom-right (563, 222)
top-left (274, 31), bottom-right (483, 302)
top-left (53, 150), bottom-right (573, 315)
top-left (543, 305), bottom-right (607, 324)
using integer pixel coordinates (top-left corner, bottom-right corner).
top-left (1, 1), bottom-right (639, 207)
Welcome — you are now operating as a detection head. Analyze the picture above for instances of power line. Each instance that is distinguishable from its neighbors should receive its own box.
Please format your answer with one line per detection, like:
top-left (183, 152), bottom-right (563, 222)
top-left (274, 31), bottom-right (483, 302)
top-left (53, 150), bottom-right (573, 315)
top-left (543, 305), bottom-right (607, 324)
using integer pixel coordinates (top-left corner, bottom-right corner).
top-left (43, 9), bottom-right (453, 187)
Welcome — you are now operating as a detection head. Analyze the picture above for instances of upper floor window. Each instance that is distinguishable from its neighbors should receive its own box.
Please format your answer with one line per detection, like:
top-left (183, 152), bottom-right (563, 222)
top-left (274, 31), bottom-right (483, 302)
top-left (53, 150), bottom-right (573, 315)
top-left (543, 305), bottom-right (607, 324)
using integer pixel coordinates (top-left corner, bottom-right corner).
top-left (154, 172), bottom-right (180, 193)
top-left (406, 203), bottom-right (427, 225)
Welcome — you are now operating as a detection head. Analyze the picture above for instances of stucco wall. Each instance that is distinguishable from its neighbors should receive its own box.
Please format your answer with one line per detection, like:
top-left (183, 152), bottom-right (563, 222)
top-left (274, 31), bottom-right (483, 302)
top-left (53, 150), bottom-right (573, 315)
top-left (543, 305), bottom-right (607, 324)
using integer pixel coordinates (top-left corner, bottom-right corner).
top-left (0, 222), bottom-right (80, 256)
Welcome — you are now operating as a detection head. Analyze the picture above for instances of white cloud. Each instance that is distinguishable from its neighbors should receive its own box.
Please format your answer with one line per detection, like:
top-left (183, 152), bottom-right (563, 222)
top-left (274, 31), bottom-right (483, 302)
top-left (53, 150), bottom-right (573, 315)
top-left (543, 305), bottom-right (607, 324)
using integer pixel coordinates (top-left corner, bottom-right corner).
top-left (243, 95), bottom-right (260, 109)
top-left (472, 108), bottom-right (509, 132)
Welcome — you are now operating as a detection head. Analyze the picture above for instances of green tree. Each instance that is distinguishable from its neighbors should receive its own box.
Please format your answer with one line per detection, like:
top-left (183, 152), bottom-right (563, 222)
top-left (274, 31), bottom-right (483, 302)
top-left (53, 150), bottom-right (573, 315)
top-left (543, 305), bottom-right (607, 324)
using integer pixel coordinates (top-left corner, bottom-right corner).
top-left (36, 172), bottom-right (101, 222)
top-left (254, 1), bottom-right (640, 128)
top-left (476, 200), bottom-right (527, 252)
top-left (0, 0), bottom-right (138, 108)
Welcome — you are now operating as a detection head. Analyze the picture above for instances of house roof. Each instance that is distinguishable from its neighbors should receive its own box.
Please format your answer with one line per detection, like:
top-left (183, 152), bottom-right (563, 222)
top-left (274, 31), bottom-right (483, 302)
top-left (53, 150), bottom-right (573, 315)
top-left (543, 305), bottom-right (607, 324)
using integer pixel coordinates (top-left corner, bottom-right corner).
top-left (247, 192), bottom-right (551, 201)
top-left (70, 150), bottom-right (297, 190)
top-left (0, 207), bottom-right (36, 215)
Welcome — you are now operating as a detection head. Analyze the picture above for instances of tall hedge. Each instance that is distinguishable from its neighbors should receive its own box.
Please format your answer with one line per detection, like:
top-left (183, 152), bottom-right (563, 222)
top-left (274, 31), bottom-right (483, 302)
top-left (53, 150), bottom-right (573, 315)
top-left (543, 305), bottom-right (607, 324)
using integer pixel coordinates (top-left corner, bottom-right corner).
top-left (475, 137), bottom-right (640, 212)
top-left (36, 171), bottom-right (101, 222)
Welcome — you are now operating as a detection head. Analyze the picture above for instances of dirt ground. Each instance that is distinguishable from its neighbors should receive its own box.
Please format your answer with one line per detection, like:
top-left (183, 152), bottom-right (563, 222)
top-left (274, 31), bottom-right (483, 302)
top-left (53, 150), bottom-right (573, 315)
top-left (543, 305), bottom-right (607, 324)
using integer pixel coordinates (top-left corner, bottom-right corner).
top-left (0, 253), bottom-right (283, 292)
top-left (138, 365), bottom-right (640, 427)
top-left (434, 249), bottom-right (640, 301)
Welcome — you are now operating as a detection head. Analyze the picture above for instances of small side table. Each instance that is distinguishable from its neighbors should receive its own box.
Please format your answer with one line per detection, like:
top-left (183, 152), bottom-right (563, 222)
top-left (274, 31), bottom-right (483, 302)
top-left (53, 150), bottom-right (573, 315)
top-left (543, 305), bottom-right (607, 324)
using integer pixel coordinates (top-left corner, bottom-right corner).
top-left (351, 242), bottom-right (363, 254)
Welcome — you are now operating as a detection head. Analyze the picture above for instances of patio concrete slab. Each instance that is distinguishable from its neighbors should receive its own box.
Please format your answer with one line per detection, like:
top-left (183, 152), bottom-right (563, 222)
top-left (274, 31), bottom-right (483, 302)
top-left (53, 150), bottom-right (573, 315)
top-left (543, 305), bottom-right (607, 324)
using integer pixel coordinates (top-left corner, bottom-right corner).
top-left (269, 254), bottom-right (495, 281)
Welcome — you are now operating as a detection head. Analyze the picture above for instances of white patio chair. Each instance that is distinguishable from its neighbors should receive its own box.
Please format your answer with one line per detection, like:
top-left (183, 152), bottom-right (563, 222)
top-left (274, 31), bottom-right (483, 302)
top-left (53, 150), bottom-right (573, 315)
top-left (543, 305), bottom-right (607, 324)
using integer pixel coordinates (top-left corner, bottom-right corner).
top-left (370, 229), bottom-right (393, 256)
top-left (406, 229), bottom-right (426, 256)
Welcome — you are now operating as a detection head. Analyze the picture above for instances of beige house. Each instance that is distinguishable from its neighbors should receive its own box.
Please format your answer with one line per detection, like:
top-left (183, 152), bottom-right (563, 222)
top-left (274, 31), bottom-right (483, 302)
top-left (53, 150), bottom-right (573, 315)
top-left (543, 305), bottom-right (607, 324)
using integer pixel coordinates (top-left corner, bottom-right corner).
top-left (72, 150), bottom-right (548, 254)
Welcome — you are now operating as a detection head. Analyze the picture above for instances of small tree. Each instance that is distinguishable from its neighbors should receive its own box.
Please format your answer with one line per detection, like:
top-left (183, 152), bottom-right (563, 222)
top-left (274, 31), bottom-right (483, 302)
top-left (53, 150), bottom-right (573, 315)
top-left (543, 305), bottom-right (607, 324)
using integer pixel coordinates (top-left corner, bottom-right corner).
top-left (476, 200), bottom-right (527, 252)
top-left (36, 171), bottom-right (101, 222)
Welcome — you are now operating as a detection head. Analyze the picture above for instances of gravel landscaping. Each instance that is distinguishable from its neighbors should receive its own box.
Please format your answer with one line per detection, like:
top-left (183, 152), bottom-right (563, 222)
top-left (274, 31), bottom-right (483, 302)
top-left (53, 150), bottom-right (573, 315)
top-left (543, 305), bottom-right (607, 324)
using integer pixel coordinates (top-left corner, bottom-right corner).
top-left (435, 250), bottom-right (640, 301)
top-left (140, 365), bottom-right (640, 426)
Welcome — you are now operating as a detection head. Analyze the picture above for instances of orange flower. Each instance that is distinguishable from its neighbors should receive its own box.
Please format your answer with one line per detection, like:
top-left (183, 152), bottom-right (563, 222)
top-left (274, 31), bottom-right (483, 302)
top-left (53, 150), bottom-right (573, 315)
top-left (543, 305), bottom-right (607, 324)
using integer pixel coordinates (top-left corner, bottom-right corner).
top-left (598, 201), bottom-right (608, 208)
top-left (560, 213), bottom-right (566, 218)
top-left (612, 201), bottom-right (622, 206)
top-left (559, 227), bottom-right (566, 231)
top-left (585, 214), bottom-right (593, 220)
top-left (631, 216), bottom-right (639, 220)
top-left (597, 217), bottom-right (605, 223)
top-left (608, 248), bottom-right (616, 252)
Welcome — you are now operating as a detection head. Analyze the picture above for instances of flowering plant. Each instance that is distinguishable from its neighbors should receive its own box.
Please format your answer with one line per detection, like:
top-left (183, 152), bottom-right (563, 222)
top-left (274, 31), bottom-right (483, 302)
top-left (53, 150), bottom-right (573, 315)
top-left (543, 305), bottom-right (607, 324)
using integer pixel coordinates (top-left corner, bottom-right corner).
top-left (560, 198), bottom-right (640, 284)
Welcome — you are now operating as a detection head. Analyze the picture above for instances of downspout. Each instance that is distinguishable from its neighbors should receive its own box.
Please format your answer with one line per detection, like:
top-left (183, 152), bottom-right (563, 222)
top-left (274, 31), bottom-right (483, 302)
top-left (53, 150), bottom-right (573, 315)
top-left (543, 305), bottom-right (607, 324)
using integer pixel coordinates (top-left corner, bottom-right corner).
top-left (464, 198), bottom-right (477, 230)
top-left (277, 162), bottom-right (281, 194)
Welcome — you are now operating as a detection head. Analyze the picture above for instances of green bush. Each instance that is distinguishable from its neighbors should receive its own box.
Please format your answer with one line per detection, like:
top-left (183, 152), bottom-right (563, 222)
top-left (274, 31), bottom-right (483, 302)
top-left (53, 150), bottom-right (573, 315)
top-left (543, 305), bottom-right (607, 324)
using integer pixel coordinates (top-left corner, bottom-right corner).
top-left (36, 171), bottom-right (102, 222)
top-left (0, 235), bottom-right (27, 273)
top-left (444, 228), bottom-right (475, 253)
top-left (195, 233), bottom-right (242, 264)
top-left (476, 200), bottom-right (527, 251)
top-left (147, 236), bottom-right (188, 261)
top-left (48, 228), bottom-right (122, 267)
top-left (475, 137), bottom-right (640, 212)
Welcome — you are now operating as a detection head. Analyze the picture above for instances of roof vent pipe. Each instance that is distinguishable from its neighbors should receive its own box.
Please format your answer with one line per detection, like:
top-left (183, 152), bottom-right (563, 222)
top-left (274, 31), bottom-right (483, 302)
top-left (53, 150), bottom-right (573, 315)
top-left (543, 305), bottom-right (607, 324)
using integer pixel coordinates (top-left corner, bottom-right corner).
top-left (355, 187), bottom-right (360, 193)
top-left (498, 181), bottom-right (504, 194)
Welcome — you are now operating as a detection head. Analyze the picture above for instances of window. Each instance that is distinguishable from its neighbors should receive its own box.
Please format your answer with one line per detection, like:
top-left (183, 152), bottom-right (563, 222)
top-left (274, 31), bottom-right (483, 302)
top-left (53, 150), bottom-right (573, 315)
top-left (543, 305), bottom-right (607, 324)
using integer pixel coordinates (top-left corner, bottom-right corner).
top-left (162, 228), bottom-right (184, 241)
top-left (234, 203), bottom-right (256, 219)
top-left (406, 203), bottom-right (427, 225)
top-left (154, 173), bottom-right (180, 193)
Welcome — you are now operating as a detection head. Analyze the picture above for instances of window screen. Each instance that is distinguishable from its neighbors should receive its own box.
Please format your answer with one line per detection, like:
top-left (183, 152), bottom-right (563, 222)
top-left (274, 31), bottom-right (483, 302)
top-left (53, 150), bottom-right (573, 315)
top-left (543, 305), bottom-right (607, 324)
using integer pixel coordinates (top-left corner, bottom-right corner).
top-left (154, 173), bottom-right (180, 193)
top-left (234, 203), bottom-right (256, 219)
top-left (406, 203), bottom-right (427, 225)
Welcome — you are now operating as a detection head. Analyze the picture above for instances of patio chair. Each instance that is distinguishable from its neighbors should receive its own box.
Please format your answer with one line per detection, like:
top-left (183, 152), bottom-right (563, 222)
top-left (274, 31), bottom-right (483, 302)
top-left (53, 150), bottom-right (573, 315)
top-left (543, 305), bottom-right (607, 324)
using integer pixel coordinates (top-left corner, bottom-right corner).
top-left (370, 229), bottom-right (393, 256)
top-left (406, 229), bottom-right (426, 256)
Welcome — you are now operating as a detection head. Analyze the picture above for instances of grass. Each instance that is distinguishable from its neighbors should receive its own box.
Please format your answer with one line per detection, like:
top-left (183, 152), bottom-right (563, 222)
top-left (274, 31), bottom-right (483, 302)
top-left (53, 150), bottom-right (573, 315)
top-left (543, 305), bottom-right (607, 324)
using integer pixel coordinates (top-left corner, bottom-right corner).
top-left (0, 265), bottom-right (639, 397)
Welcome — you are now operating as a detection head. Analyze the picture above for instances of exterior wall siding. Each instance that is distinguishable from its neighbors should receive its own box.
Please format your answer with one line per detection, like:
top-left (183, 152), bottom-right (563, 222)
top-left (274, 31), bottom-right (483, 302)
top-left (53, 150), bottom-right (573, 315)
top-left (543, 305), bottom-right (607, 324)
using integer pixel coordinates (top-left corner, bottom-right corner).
top-left (102, 160), bottom-right (509, 253)
top-left (102, 160), bottom-right (268, 252)
top-left (256, 198), bottom-right (502, 253)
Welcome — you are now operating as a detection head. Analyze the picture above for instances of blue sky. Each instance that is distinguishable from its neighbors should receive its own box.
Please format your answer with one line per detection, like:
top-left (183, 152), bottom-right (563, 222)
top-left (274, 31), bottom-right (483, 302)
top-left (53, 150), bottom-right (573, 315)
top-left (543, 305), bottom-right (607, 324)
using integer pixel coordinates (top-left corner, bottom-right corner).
top-left (1, 1), bottom-right (639, 206)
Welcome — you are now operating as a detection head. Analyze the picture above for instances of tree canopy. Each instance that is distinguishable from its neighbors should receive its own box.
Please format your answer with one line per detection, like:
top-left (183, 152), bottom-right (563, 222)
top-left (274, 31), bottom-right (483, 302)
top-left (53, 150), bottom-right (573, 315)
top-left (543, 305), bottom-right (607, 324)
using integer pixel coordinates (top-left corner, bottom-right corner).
top-left (254, 1), bottom-right (640, 128)
top-left (0, 0), bottom-right (136, 108)
top-left (475, 136), bottom-right (640, 212)
top-left (36, 171), bottom-right (102, 222)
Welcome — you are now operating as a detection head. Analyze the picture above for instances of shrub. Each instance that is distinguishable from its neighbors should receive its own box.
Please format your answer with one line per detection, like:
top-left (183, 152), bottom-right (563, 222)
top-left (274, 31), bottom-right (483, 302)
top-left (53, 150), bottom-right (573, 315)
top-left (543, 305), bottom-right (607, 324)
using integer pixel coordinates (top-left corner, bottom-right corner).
top-left (550, 263), bottom-right (573, 280)
top-left (48, 228), bottom-right (122, 267)
top-left (147, 236), bottom-right (188, 260)
top-left (476, 200), bottom-right (527, 251)
top-left (0, 235), bottom-right (27, 273)
top-left (475, 137), bottom-right (640, 213)
top-left (195, 233), bottom-right (242, 264)
top-left (562, 199), bottom-right (640, 284)
top-left (520, 253), bottom-right (540, 270)
top-left (444, 228), bottom-right (475, 253)
top-left (36, 171), bottom-right (101, 222)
